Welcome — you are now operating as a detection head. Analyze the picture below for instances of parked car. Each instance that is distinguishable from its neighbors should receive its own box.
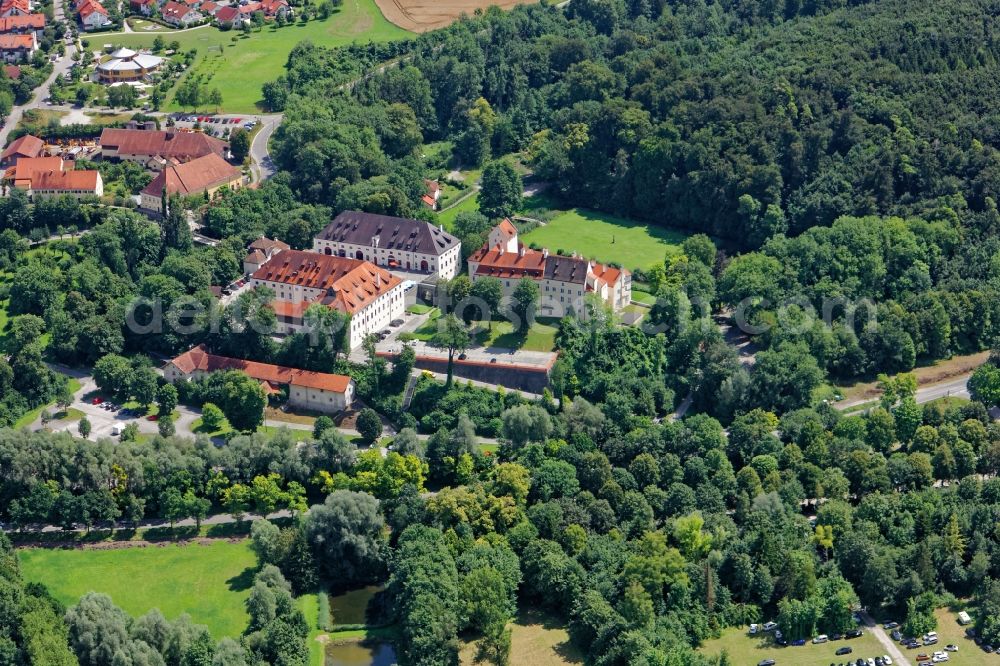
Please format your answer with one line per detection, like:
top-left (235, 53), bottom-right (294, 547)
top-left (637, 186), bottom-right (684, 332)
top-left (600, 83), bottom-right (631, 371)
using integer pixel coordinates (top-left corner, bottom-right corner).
top-left (390, 319), bottom-right (404, 327)
top-left (791, 639), bottom-right (806, 646)
top-left (813, 635), bottom-right (829, 644)
top-left (944, 645), bottom-right (958, 652)
top-left (762, 622), bottom-right (778, 632)
top-left (756, 660), bottom-right (775, 666)
top-left (882, 656), bottom-right (893, 665)
top-left (890, 630), bottom-right (903, 641)
top-left (883, 622), bottom-right (899, 629)
top-left (836, 647), bottom-right (853, 656)
top-left (846, 629), bottom-right (863, 639)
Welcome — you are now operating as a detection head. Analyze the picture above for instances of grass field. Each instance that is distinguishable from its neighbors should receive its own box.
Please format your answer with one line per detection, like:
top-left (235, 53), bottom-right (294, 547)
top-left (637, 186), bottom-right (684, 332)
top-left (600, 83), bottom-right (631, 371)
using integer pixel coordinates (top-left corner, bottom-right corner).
top-left (436, 192), bottom-right (479, 230)
top-left (18, 541), bottom-right (257, 639)
top-left (926, 608), bottom-right (989, 665)
top-left (105, 0), bottom-right (411, 112)
top-left (697, 627), bottom-right (891, 666)
top-left (459, 609), bottom-right (582, 665)
top-left (522, 208), bottom-right (685, 271)
top-left (472, 319), bottom-right (558, 352)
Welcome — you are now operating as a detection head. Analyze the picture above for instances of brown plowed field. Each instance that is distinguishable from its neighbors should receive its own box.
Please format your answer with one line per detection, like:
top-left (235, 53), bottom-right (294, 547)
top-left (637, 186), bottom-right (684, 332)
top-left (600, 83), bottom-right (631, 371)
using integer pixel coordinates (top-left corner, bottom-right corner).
top-left (374, 0), bottom-right (539, 32)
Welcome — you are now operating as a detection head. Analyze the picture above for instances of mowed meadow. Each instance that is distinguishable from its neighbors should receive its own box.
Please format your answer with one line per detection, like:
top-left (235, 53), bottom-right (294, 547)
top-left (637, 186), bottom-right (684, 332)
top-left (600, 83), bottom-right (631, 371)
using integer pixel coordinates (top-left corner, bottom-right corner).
top-left (18, 541), bottom-right (257, 639)
top-left (106, 0), bottom-right (412, 112)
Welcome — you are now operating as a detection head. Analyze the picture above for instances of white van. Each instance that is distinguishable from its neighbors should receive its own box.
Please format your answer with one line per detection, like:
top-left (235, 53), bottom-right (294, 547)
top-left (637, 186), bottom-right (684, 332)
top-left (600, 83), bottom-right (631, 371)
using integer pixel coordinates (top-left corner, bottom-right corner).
top-left (812, 635), bottom-right (829, 644)
top-left (111, 425), bottom-right (121, 436)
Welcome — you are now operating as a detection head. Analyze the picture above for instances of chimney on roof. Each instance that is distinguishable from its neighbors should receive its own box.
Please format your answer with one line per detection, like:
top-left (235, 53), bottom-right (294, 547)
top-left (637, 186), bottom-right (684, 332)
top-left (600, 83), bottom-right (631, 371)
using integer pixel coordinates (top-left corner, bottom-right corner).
top-left (542, 248), bottom-right (549, 258)
top-left (376, 272), bottom-right (381, 288)
top-left (439, 223), bottom-right (443, 232)
top-left (571, 251), bottom-right (578, 258)
top-left (518, 246), bottom-right (525, 258)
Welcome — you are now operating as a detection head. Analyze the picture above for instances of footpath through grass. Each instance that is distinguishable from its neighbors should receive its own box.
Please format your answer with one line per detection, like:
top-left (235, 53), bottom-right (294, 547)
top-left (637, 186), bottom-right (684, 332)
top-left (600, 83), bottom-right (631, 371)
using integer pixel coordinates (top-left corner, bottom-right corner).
top-left (107, 0), bottom-right (411, 112)
top-left (18, 540), bottom-right (257, 639)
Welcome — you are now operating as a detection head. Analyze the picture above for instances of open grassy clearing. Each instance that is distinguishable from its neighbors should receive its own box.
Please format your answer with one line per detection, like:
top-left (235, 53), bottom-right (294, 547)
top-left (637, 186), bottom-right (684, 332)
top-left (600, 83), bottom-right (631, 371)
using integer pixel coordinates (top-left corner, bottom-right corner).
top-left (925, 607), bottom-right (988, 665)
top-left (521, 207), bottom-right (686, 271)
top-left (105, 0), bottom-right (411, 112)
top-left (459, 609), bottom-right (582, 665)
top-left (697, 627), bottom-right (890, 666)
top-left (18, 540), bottom-right (257, 639)
top-left (436, 191), bottom-right (479, 230)
top-left (472, 318), bottom-right (558, 352)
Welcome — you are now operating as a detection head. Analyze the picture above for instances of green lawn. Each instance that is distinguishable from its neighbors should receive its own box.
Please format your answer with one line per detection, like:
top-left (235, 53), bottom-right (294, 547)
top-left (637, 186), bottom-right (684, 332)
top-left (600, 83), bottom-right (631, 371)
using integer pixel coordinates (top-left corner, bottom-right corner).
top-left (698, 627), bottom-right (891, 666)
top-left (473, 319), bottom-right (557, 352)
top-left (436, 192), bottom-right (479, 230)
top-left (106, 0), bottom-right (412, 112)
top-left (18, 541), bottom-right (257, 639)
top-left (927, 607), bottom-right (988, 665)
top-left (12, 377), bottom-right (82, 430)
top-left (522, 208), bottom-right (685, 271)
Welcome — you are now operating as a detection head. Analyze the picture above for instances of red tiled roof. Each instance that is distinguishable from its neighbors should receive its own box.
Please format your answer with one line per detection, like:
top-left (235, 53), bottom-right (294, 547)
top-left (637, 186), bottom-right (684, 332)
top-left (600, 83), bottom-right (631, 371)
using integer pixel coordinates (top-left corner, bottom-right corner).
top-left (5, 156), bottom-right (69, 181)
top-left (248, 236), bottom-right (289, 254)
top-left (420, 194), bottom-right (435, 207)
top-left (1, 133), bottom-right (43, 160)
top-left (214, 5), bottom-right (239, 20)
top-left (77, 0), bottom-right (108, 18)
top-left (0, 13), bottom-right (44, 31)
top-left (162, 0), bottom-right (196, 17)
top-left (170, 345), bottom-right (353, 393)
top-left (470, 244), bottom-right (546, 280)
top-left (0, 0), bottom-right (30, 14)
top-left (100, 128), bottom-right (226, 160)
top-left (0, 33), bottom-right (33, 49)
top-left (497, 218), bottom-right (517, 235)
top-left (140, 152), bottom-right (241, 198)
top-left (31, 169), bottom-right (100, 191)
top-left (252, 250), bottom-right (402, 315)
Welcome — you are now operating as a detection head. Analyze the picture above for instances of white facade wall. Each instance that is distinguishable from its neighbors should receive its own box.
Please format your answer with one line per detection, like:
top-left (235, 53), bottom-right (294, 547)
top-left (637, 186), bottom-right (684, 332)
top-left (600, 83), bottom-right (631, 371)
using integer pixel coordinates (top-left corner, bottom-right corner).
top-left (313, 239), bottom-right (461, 280)
top-left (288, 381), bottom-right (354, 413)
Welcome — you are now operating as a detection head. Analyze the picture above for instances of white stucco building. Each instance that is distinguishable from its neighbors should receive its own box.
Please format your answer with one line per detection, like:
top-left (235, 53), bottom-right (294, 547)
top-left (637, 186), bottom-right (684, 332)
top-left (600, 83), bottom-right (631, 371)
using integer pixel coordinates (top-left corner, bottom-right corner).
top-left (313, 210), bottom-right (461, 280)
top-left (250, 249), bottom-right (406, 350)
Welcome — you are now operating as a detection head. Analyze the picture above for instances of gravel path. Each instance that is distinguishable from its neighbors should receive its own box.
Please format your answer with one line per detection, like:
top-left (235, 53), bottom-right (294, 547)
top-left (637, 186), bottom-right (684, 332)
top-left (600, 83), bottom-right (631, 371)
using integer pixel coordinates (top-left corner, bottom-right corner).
top-left (860, 611), bottom-right (911, 666)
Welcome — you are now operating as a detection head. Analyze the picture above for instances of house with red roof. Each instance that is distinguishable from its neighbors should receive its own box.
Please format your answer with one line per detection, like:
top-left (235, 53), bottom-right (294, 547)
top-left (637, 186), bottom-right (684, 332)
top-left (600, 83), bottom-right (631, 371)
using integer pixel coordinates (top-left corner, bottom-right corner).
top-left (213, 4), bottom-right (242, 26)
top-left (0, 133), bottom-right (43, 166)
top-left (161, 0), bottom-right (202, 26)
top-left (139, 152), bottom-right (243, 209)
top-left (0, 32), bottom-right (33, 61)
top-left (249, 249), bottom-right (407, 349)
top-left (0, 0), bottom-right (30, 18)
top-left (0, 14), bottom-right (45, 38)
top-left (2, 156), bottom-right (103, 199)
top-left (468, 220), bottom-right (632, 317)
top-left (128, 0), bottom-right (155, 15)
top-left (164, 345), bottom-right (355, 413)
top-left (77, 0), bottom-right (111, 29)
top-left (259, 0), bottom-right (289, 17)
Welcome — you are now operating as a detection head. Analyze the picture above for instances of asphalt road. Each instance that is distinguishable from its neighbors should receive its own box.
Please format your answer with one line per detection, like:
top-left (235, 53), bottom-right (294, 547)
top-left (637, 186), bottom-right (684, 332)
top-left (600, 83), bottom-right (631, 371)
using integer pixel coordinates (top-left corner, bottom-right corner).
top-left (836, 373), bottom-right (971, 412)
top-left (0, 11), bottom-right (77, 147)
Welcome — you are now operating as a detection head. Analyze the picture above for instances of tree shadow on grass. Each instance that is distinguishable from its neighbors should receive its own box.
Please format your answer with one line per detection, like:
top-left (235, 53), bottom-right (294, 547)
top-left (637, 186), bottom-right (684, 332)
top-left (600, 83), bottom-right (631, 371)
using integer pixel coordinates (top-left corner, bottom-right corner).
top-left (227, 566), bottom-right (256, 592)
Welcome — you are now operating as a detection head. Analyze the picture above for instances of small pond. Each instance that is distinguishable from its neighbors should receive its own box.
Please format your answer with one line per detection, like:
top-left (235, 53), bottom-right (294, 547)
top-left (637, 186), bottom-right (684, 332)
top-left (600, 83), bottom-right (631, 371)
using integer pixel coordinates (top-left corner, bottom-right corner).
top-left (325, 641), bottom-right (397, 666)
top-left (328, 585), bottom-right (382, 625)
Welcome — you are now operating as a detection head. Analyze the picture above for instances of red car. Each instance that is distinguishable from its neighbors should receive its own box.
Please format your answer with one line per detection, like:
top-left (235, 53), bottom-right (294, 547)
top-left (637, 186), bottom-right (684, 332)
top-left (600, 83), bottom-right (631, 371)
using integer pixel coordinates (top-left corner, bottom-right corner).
top-left (147, 414), bottom-right (159, 422)
top-left (91, 397), bottom-right (102, 405)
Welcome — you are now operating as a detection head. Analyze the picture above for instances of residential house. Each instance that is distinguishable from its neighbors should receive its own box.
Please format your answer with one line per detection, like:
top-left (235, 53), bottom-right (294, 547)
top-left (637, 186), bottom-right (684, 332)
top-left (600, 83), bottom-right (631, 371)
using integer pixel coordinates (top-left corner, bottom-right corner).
top-left (3, 156), bottom-right (103, 199)
top-left (0, 14), bottom-right (45, 38)
top-left (99, 127), bottom-right (227, 163)
top-left (313, 210), bottom-right (461, 280)
top-left (128, 0), bottom-right (155, 15)
top-left (249, 249), bottom-right (406, 350)
top-left (467, 220), bottom-right (632, 317)
top-left (259, 0), bottom-right (289, 17)
top-left (421, 179), bottom-right (440, 209)
top-left (243, 235), bottom-right (290, 274)
top-left (0, 133), bottom-right (43, 166)
top-left (164, 345), bottom-right (355, 414)
top-left (77, 0), bottom-right (111, 29)
top-left (0, 0), bottom-right (30, 18)
top-left (161, 0), bottom-right (202, 26)
top-left (213, 4), bottom-right (242, 26)
top-left (138, 152), bottom-right (243, 209)
top-left (0, 33), bottom-right (33, 62)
